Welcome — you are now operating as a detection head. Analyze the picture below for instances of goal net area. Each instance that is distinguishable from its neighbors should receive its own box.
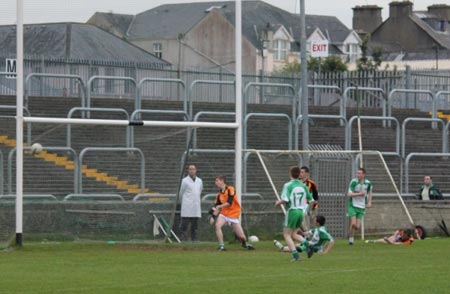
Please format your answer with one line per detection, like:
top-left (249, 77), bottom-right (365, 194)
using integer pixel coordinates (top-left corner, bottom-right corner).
top-left (244, 149), bottom-right (415, 239)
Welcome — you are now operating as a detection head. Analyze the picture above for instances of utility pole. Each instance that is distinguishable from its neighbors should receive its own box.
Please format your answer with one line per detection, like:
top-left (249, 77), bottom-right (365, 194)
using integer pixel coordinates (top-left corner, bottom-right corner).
top-left (300, 0), bottom-right (309, 150)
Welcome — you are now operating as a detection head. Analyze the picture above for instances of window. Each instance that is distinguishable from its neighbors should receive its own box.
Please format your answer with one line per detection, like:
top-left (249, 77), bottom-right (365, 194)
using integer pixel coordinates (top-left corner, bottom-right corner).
top-left (153, 43), bottom-right (162, 59)
top-left (437, 20), bottom-right (445, 32)
top-left (274, 40), bottom-right (288, 61)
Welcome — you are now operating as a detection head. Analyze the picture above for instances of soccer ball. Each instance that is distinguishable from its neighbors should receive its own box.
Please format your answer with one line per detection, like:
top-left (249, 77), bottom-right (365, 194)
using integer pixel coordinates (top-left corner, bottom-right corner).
top-left (248, 235), bottom-right (259, 243)
top-left (30, 143), bottom-right (43, 155)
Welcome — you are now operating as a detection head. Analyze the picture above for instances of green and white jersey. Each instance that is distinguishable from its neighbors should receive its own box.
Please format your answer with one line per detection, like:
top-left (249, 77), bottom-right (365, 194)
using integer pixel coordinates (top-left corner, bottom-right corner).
top-left (308, 226), bottom-right (334, 248)
top-left (280, 179), bottom-right (312, 211)
top-left (348, 178), bottom-right (372, 209)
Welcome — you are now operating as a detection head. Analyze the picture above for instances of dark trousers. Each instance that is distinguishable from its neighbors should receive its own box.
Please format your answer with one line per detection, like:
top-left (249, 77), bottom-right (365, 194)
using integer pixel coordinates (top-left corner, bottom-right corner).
top-left (179, 217), bottom-right (199, 241)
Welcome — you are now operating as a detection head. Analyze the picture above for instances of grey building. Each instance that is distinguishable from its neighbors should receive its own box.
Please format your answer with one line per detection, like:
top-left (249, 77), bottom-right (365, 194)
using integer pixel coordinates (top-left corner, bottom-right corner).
top-left (0, 22), bottom-right (170, 97)
top-left (88, 1), bottom-right (361, 73)
top-left (0, 22), bottom-right (169, 64)
top-left (353, 1), bottom-right (450, 59)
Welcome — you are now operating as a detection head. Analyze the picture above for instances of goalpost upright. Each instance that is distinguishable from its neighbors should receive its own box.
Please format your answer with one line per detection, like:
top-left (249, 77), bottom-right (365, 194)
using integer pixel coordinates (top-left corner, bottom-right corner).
top-left (15, 0), bottom-right (24, 247)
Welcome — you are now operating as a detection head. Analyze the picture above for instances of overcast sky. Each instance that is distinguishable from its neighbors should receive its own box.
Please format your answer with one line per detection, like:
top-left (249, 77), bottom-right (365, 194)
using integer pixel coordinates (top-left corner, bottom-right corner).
top-left (0, 0), bottom-right (441, 28)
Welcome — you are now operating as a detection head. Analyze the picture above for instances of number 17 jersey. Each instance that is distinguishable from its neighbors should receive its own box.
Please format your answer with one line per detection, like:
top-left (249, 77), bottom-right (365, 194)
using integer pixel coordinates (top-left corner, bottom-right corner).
top-left (280, 179), bottom-right (312, 211)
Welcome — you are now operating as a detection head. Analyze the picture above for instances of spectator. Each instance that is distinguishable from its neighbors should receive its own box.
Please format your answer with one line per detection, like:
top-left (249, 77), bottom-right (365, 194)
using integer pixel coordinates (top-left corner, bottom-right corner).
top-left (179, 164), bottom-right (203, 241)
top-left (418, 176), bottom-right (443, 200)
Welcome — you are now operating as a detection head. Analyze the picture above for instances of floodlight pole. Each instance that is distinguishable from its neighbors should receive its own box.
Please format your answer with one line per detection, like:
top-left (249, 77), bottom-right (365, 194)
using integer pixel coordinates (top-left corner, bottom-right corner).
top-left (15, 0), bottom-right (24, 247)
top-left (300, 0), bottom-right (309, 151)
top-left (235, 0), bottom-right (243, 204)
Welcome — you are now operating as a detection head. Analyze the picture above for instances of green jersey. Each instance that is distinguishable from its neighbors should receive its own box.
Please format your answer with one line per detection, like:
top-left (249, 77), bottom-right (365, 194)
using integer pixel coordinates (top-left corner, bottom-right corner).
top-left (348, 178), bottom-right (372, 209)
top-left (280, 179), bottom-right (312, 211)
top-left (306, 226), bottom-right (334, 250)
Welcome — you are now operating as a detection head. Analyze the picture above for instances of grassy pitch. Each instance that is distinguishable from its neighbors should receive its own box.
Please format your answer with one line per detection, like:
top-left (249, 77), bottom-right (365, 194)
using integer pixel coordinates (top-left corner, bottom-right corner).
top-left (1, 238), bottom-right (449, 294)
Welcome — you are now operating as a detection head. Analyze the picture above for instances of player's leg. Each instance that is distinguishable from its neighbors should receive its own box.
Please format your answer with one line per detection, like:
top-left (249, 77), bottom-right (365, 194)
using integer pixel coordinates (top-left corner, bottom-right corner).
top-left (215, 215), bottom-right (227, 250)
top-left (347, 204), bottom-right (358, 245)
top-left (231, 222), bottom-right (255, 250)
top-left (348, 216), bottom-right (357, 245)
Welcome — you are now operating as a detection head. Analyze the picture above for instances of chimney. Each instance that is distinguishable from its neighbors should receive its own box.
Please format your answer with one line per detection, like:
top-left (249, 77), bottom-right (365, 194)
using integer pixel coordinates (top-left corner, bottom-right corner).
top-left (352, 5), bottom-right (383, 34)
top-left (389, 1), bottom-right (413, 19)
top-left (428, 4), bottom-right (450, 21)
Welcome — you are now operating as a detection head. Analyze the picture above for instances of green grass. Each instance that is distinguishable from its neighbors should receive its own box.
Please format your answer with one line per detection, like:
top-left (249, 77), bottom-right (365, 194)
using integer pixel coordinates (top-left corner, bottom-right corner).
top-left (1, 238), bottom-right (450, 294)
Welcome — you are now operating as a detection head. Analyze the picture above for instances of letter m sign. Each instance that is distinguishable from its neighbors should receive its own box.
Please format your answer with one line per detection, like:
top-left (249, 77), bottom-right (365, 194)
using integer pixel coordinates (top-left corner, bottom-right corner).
top-left (5, 58), bottom-right (17, 79)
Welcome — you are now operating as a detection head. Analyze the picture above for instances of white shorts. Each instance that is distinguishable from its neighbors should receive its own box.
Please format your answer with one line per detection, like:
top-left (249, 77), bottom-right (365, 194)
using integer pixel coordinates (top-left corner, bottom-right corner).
top-left (219, 214), bottom-right (240, 225)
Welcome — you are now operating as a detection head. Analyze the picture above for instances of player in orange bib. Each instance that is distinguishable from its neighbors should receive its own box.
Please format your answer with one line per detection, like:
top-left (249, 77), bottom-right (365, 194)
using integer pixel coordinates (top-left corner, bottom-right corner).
top-left (211, 175), bottom-right (255, 251)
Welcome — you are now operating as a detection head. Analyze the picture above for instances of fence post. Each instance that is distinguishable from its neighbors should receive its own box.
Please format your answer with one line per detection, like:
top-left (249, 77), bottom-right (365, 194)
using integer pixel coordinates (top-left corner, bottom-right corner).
top-left (405, 65), bottom-right (411, 108)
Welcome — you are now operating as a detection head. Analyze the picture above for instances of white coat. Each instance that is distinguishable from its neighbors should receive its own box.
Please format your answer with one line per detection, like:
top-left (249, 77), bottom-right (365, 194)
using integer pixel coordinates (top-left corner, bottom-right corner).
top-left (179, 176), bottom-right (203, 218)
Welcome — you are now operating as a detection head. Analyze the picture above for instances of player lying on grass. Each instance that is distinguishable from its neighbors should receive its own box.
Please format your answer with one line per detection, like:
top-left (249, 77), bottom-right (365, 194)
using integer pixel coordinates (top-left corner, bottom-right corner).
top-left (365, 229), bottom-right (414, 245)
top-left (274, 215), bottom-right (334, 258)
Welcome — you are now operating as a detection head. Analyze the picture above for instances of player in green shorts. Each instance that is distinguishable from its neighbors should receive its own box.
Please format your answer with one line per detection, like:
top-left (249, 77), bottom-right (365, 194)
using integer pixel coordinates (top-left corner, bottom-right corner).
top-left (347, 168), bottom-right (373, 245)
top-left (275, 166), bottom-right (312, 261)
top-left (274, 215), bottom-right (334, 257)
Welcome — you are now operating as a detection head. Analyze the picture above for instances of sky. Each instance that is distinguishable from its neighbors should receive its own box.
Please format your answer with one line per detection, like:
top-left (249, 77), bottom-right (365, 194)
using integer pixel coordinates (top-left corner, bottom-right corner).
top-left (0, 0), bottom-right (442, 28)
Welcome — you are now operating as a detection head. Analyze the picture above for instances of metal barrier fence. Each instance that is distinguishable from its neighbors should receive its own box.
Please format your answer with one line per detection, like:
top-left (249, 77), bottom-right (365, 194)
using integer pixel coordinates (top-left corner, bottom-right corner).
top-left (67, 107), bottom-right (130, 148)
top-left (346, 116), bottom-right (400, 153)
top-left (78, 147), bottom-right (145, 194)
top-left (401, 118), bottom-right (445, 158)
top-left (7, 146), bottom-right (79, 194)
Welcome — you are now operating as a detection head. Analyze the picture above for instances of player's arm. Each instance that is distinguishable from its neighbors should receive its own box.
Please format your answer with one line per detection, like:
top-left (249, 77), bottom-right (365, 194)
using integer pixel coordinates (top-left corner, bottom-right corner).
top-left (306, 189), bottom-right (316, 207)
top-left (366, 184), bottom-right (373, 208)
top-left (311, 182), bottom-right (319, 201)
top-left (275, 199), bottom-right (287, 207)
top-left (275, 184), bottom-right (288, 206)
top-left (322, 240), bottom-right (334, 253)
top-left (347, 182), bottom-right (365, 197)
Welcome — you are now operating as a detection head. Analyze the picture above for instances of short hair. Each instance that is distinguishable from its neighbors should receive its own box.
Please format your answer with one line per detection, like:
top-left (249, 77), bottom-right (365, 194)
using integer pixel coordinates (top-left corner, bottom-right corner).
top-left (290, 166), bottom-right (301, 179)
top-left (401, 229), bottom-right (413, 242)
top-left (216, 175), bottom-right (226, 183)
top-left (187, 164), bottom-right (197, 168)
top-left (316, 215), bottom-right (326, 226)
top-left (358, 167), bottom-right (366, 174)
top-left (300, 166), bottom-right (309, 173)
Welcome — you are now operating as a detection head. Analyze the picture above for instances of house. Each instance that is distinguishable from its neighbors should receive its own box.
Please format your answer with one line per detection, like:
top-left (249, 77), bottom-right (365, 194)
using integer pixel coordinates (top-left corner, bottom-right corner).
top-left (88, 1), bottom-right (361, 74)
top-left (0, 22), bottom-right (170, 97)
top-left (352, 1), bottom-right (450, 70)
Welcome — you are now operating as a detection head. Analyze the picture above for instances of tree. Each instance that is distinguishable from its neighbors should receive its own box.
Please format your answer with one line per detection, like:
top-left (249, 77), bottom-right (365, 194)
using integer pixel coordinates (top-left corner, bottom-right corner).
top-left (357, 34), bottom-right (383, 71)
top-left (277, 55), bottom-right (347, 74)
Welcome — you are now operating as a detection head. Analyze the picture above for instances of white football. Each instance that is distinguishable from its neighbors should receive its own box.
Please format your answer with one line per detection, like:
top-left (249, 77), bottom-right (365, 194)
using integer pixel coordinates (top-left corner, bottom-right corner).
top-left (248, 235), bottom-right (259, 242)
top-left (31, 143), bottom-right (43, 155)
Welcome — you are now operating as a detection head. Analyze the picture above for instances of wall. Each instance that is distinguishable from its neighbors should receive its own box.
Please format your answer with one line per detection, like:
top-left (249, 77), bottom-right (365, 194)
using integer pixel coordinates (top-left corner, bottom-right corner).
top-left (183, 9), bottom-right (257, 74)
top-left (0, 200), bottom-right (448, 242)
